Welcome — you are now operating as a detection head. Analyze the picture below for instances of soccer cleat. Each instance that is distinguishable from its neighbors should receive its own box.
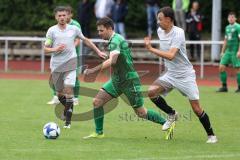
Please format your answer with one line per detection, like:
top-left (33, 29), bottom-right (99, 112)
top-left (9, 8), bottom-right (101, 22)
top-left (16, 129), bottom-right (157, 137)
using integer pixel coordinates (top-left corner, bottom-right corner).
top-left (206, 135), bottom-right (218, 143)
top-left (165, 122), bottom-right (175, 140)
top-left (235, 88), bottom-right (240, 93)
top-left (63, 124), bottom-right (71, 129)
top-left (162, 112), bottom-right (178, 131)
top-left (47, 96), bottom-right (60, 105)
top-left (83, 132), bottom-right (105, 139)
top-left (216, 87), bottom-right (228, 92)
top-left (73, 98), bottom-right (79, 106)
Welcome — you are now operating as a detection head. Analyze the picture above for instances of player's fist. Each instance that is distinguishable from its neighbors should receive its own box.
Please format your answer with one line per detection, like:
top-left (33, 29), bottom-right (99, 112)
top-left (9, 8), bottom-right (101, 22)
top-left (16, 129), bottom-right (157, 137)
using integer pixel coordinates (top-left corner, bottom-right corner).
top-left (144, 37), bottom-right (152, 50)
top-left (83, 69), bottom-right (94, 75)
top-left (98, 51), bottom-right (108, 59)
top-left (237, 51), bottom-right (240, 58)
top-left (56, 44), bottom-right (66, 52)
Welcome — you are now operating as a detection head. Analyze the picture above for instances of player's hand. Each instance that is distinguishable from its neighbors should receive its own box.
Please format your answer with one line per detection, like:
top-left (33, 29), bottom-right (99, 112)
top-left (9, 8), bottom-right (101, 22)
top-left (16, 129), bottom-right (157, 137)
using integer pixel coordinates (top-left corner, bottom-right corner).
top-left (56, 44), bottom-right (66, 52)
top-left (97, 51), bottom-right (108, 59)
top-left (237, 51), bottom-right (240, 58)
top-left (220, 52), bottom-right (224, 57)
top-left (83, 68), bottom-right (95, 75)
top-left (144, 37), bottom-right (152, 50)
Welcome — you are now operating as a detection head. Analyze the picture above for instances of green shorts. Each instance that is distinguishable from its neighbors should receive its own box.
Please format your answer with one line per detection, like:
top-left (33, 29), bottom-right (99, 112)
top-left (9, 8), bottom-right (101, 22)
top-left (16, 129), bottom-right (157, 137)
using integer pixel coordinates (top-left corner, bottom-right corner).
top-left (102, 78), bottom-right (144, 108)
top-left (220, 51), bottom-right (240, 68)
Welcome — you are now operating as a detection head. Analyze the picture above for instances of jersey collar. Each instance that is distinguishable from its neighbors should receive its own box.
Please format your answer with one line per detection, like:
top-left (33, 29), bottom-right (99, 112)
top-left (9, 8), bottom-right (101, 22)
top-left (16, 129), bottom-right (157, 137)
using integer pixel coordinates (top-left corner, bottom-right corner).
top-left (109, 32), bottom-right (116, 42)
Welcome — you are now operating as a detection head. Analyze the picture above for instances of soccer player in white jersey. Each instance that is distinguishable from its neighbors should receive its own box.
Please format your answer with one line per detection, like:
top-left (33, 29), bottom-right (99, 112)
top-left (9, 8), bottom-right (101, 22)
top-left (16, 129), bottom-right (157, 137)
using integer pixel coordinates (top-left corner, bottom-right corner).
top-left (44, 6), bottom-right (107, 128)
top-left (144, 6), bottom-right (217, 143)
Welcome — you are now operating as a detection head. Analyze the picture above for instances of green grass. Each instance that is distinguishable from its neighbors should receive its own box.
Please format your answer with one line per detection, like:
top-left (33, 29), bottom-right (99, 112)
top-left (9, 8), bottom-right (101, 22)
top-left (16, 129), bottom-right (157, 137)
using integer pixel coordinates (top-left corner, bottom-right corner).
top-left (0, 79), bottom-right (240, 160)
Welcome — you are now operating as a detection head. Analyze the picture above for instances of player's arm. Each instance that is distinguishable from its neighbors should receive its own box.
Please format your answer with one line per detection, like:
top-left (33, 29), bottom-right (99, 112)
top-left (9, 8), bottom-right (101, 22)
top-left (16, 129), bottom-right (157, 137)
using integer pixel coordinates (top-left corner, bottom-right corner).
top-left (82, 37), bottom-right (107, 59)
top-left (220, 38), bottom-right (227, 57)
top-left (237, 26), bottom-right (240, 58)
top-left (84, 52), bottom-right (119, 75)
top-left (144, 37), bottom-right (178, 60)
top-left (76, 27), bottom-right (107, 59)
top-left (44, 38), bottom-right (66, 54)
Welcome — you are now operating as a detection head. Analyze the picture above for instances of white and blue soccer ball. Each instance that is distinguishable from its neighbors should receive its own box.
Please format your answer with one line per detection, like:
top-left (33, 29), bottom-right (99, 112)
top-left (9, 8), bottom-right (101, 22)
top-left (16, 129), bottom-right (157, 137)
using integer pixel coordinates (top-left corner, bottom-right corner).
top-left (43, 122), bottom-right (60, 139)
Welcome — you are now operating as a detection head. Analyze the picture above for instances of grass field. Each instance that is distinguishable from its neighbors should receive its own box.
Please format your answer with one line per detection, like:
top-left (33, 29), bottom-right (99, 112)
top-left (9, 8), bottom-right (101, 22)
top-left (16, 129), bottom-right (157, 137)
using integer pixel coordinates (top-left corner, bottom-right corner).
top-left (0, 79), bottom-right (240, 160)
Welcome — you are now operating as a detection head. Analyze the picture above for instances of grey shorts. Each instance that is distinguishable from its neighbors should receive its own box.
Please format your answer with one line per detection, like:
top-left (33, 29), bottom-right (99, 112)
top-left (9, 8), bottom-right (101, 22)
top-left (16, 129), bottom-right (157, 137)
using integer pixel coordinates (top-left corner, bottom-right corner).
top-left (157, 71), bottom-right (199, 100)
top-left (50, 70), bottom-right (76, 92)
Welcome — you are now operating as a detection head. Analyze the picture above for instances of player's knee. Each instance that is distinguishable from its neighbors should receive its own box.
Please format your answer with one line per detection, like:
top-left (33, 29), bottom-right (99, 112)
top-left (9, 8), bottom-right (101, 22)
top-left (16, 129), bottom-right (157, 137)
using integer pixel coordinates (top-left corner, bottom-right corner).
top-left (148, 88), bottom-right (158, 98)
top-left (135, 109), bottom-right (147, 118)
top-left (93, 98), bottom-right (102, 107)
top-left (219, 65), bottom-right (225, 72)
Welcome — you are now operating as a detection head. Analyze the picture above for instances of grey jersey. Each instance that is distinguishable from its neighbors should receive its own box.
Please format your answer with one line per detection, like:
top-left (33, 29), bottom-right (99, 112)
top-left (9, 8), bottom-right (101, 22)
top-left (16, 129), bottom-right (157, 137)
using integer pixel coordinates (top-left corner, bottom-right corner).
top-left (45, 24), bottom-right (85, 72)
top-left (157, 26), bottom-right (194, 77)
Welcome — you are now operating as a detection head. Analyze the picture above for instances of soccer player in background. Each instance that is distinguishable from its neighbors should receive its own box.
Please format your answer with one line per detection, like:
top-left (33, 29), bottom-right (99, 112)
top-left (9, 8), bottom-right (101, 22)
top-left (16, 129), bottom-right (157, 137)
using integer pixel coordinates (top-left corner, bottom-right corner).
top-left (217, 12), bottom-right (240, 92)
top-left (47, 5), bottom-right (82, 106)
top-left (44, 6), bottom-right (106, 128)
top-left (144, 7), bottom-right (217, 143)
top-left (83, 17), bottom-right (174, 139)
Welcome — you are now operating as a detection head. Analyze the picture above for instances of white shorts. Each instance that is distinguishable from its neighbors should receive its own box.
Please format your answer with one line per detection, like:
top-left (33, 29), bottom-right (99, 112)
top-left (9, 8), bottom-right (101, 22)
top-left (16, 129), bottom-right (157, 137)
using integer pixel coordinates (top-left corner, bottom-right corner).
top-left (51, 70), bottom-right (76, 92)
top-left (157, 71), bottom-right (199, 100)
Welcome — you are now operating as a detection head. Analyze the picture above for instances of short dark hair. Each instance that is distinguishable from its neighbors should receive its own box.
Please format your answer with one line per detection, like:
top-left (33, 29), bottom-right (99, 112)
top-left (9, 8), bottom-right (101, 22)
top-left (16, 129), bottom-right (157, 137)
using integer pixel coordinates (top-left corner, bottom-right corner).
top-left (96, 17), bottom-right (114, 29)
top-left (157, 6), bottom-right (175, 22)
top-left (54, 6), bottom-right (66, 14)
top-left (228, 11), bottom-right (236, 17)
top-left (65, 5), bottom-right (73, 14)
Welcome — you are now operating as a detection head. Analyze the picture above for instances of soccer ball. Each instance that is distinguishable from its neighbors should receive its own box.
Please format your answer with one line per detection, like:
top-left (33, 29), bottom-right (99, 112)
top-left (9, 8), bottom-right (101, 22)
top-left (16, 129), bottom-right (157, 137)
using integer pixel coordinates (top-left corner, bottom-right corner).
top-left (43, 122), bottom-right (60, 139)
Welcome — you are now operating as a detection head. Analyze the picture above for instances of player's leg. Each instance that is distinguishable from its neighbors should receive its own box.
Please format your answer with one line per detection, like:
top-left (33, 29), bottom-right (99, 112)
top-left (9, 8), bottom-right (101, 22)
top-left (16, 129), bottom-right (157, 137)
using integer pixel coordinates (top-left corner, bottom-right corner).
top-left (62, 70), bottom-right (77, 128)
top-left (73, 51), bottom-right (81, 105)
top-left (217, 52), bottom-right (231, 92)
top-left (232, 55), bottom-right (240, 92)
top-left (148, 78), bottom-right (178, 130)
top-left (83, 89), bottom-right (114, 139)
top-left (83, 80), bottom-right (118, 139)
top-left (176, 73), bottom-right (217, 143)
top-left (73, 71), bottom-right (80, 106)
top-left (189, 100), bottom-right (217, 143)
top-left (123, 79), bottom-right (166, 125)
top-left (235, 67), bottom-right (240, 92)
top-left (47, 76), bottom-right (60, 105)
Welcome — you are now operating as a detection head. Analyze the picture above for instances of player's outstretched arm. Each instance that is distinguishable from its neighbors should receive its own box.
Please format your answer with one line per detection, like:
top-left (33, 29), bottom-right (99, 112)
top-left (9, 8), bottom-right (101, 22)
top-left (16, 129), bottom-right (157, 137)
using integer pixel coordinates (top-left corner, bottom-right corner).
top-left (84, 52), bottom-right (119, 75)
top-left (144, 37), bottom-right (178, 60)
top-left (82, 38), bottom-right (108, 59)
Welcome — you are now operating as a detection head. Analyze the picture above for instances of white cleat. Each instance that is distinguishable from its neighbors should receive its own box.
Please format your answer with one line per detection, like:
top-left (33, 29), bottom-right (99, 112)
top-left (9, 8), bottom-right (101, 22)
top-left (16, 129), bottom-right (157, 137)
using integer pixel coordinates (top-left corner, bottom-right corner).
top-left (73, 98), bottom-right (79, 106)
top-left (63, 124), bottom-right (71, 129)
top-left (206, 135), bottom-right (218, 144)
top-left (47, 96), bottom-right (60, 105)
top-left (162, 112), bottom-right (178, 131)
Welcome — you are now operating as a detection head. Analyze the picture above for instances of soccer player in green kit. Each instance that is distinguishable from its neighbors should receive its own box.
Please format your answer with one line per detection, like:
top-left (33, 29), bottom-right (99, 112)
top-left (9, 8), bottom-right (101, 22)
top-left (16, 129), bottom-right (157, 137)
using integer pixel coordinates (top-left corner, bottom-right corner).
top-left (217, 12), bottom-right (240, 92)
top-left (47, 6), bottom-right (82, 105)
top-left (83, 17), bottom-right (174, 139)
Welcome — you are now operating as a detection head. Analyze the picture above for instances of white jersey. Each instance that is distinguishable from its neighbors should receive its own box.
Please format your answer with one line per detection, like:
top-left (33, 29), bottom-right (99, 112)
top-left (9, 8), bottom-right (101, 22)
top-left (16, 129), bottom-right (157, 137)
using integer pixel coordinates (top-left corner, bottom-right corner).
top-left (45, 24), bottom-right (85, 72)
top-left (157, 26), bottom-right (194, 78)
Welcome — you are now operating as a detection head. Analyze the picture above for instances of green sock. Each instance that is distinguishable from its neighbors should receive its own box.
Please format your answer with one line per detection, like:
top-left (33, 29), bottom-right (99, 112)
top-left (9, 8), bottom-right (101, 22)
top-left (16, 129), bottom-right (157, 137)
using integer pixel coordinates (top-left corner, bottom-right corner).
top-left (147, 109), bottom-right (166, 125)
top-left (220, 71), bottom-right (227, 86)
top-left (237, 73), bottom-right (240, 88)
top-left (74, 78), bottom-right (80, 98)
top-left (52, 85), bottom-right (57, 96)
top-left (94, 107), bottom-right (104, 134)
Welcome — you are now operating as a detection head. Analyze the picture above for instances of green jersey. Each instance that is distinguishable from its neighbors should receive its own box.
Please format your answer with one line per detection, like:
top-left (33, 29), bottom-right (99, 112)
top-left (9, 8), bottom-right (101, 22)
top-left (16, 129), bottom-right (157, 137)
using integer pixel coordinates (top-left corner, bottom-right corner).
top-left (225, 23), bottom-right (240, 53)
top-left (108, 33), bottom-right (139, 82)
top-left (69, 19), bottom-right (82, 55)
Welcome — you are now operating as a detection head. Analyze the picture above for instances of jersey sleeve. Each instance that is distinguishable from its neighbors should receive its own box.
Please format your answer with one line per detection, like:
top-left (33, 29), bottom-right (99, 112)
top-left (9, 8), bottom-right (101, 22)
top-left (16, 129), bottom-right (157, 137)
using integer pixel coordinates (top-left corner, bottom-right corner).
top-left (109, 38), bottom-right (120, 54)
top-left (45, 28), bottom-right (53, 47)
top-left (171, 30), bottom-right (184, 49)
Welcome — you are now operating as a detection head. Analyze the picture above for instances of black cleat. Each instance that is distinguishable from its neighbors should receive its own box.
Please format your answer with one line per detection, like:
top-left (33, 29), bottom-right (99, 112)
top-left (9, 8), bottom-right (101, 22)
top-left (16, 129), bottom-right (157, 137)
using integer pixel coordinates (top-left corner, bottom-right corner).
top-left (216, 87), bottom-right (228, 92)
top-left (235, 88), bottom-right (240, 93)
